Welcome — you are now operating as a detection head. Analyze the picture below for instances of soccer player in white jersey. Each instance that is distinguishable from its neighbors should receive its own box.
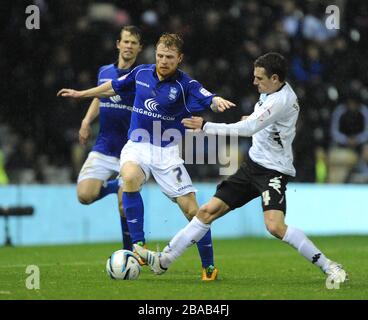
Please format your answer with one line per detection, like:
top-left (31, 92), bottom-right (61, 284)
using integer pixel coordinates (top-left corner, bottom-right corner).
top-left (134, 52), bottom-right (348, 285)
top-left (58, 33), bottom-right (235, 281)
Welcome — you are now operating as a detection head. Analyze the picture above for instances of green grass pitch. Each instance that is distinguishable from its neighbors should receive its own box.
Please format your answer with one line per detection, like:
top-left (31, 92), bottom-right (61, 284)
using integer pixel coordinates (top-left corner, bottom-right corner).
top-left (1, 236), bottom-right (367, 300)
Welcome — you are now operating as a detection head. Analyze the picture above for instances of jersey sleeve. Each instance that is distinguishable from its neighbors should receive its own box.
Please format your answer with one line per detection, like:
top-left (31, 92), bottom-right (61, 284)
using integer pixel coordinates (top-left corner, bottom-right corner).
top-left (185, 80), bottom-right (216, 113)
top-left (96, 67), bottom-right (102, 86)
top-left (96, 65), bottom-right (110, 86)
top-left (204, 95), bottom-right (285, 137)
top-left (111, 67), bottom-right (138, 95)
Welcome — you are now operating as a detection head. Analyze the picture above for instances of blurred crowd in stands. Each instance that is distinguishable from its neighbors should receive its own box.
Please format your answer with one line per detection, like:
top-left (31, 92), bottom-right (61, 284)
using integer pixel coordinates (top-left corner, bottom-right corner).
top-left (1, 0), bottom-right (368, 184)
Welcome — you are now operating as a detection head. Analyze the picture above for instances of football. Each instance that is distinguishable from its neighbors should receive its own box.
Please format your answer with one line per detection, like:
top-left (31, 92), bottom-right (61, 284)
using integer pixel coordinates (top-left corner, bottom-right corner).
top-left (106, 249), bottom-right (141, 280)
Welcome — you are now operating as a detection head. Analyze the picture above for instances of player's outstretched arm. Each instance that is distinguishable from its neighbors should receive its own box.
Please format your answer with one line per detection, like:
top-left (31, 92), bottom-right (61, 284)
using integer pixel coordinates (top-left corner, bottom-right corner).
top-left (57, 80), bottom-right (115, 99)
top-left (201, 100), bottom-right (284, 137)
top-left (79, 98), bottom-right (100, 145)
top-left (210, 96), bottom-right (236, 113)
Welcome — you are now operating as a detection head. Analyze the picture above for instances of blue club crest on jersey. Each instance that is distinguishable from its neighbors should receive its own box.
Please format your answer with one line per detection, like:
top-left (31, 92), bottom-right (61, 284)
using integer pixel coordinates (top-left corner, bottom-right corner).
top-left (168, 87), bottom-right (178, 100)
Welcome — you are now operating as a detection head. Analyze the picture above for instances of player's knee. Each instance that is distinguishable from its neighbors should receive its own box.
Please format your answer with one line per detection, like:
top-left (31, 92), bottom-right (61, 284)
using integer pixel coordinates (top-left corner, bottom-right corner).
top-left (77, 194), bottom-right (94, 205)
top-left (77, 190), bottom-right (97, 205)
top-left (122, 177), bottom-right (140, 191)
top-left (121, 171), bottom-right (143, 190)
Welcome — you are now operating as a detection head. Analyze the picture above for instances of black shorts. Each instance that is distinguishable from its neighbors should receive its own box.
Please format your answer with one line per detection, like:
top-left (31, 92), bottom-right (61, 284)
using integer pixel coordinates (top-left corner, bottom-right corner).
top-left (214, 157), bottom-right (290, 213)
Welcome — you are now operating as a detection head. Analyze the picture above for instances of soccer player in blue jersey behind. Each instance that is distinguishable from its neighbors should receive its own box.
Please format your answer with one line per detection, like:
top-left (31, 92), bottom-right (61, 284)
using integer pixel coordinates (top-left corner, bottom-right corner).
top-left (74, 26), bottom-right (142, 251)
top-left (58, 33), bottom-right (235, 280)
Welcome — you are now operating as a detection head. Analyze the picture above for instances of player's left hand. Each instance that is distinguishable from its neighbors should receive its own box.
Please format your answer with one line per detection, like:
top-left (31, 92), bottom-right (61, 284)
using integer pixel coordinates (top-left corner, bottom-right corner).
top-left (57, 88), bottom-right (84, 98)
top-left (211, 96), bottom-right (236, 112)
top-left (182, 116), bottom-right (204, 130)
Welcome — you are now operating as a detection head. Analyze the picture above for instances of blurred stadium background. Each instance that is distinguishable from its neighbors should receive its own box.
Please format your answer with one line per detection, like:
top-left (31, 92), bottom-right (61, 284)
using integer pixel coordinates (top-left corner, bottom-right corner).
top-left (0, 0), bottom-right (368, 246)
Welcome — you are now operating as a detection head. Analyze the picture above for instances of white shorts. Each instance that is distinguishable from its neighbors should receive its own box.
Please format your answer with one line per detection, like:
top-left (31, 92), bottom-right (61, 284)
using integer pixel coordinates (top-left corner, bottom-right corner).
top-left (120, 140), bottom-right (197, 199)
top-left (78, 151), bottom-right (120, 183)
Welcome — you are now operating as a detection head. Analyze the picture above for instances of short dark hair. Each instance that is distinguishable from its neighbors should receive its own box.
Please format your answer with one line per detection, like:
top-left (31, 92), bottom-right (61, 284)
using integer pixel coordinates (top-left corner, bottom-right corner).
top-left (156, 33), bottom-right (184, 54)
top-left (254, 52), bottom-right (287, 82)
top-left (119, 25), bottom-right (142, 44)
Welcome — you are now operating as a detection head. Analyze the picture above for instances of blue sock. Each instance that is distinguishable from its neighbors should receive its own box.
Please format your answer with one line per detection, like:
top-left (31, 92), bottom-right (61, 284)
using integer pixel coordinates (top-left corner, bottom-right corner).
top-left (196, 229), bottom-right (214, 268)
top-left (120, 216), bottom-right (133, 251)
top-left (97, 179), bottom-right (119, 200)
top-left (122, 192), bottom-right (145, 244)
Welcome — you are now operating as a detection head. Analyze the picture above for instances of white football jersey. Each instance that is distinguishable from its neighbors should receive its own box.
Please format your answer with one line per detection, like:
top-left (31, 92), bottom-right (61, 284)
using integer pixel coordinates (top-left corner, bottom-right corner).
top-left (204, 82), bottom-right (299, 176)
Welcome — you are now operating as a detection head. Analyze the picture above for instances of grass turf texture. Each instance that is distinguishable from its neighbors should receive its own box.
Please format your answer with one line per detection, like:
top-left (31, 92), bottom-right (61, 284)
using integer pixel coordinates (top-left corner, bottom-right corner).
top-left (0, 236), bottom-right (367, 300)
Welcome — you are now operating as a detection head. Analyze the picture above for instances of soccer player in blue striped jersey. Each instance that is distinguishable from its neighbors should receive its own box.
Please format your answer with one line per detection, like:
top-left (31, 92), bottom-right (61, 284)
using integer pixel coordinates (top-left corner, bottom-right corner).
top-left (58, 33), bottom-right (235, 280)
top-left (73, 26), bottom-right (142, 251)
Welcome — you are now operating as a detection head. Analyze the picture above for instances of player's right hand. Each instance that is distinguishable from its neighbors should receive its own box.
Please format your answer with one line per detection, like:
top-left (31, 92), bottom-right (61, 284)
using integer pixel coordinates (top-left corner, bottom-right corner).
top-left (212, 96), bottom-right (236, 112)
top-left (182, 116), bottom-right (204, 130)
top-left (57, 88), bottom-right (84, 98)
top-left (79, 125), bottom-right (91, 145)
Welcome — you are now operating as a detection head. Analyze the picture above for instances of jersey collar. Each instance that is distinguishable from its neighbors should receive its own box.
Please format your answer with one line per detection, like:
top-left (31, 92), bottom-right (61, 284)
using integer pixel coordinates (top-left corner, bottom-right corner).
top-left (265, 82), bottom-right (286, 97)
top-left (114, 61), bottom-right (136, 77)
top-left (275, 82), bottom-right (286, 92)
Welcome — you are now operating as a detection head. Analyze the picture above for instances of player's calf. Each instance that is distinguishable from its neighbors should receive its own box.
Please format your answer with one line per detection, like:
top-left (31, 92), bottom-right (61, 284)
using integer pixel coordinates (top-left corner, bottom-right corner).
top-left (264, 210), bottom-right (288, 239)
top-left (265, 222), bottom-right (287, 239)
top-left (196, 198), bottom-right (228, 225)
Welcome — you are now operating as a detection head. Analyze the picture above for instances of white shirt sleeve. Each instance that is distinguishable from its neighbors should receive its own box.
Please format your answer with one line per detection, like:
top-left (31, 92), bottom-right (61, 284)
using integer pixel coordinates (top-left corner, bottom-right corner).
top-left (203, 96), bottom-right (285, 137)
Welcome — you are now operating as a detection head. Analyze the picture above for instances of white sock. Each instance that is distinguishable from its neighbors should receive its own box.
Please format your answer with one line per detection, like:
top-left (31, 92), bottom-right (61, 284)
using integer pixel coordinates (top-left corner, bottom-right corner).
top-left (160, 216), bottom-right (211, 268)
top-left (282, 226), bottom-right (330, 272)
